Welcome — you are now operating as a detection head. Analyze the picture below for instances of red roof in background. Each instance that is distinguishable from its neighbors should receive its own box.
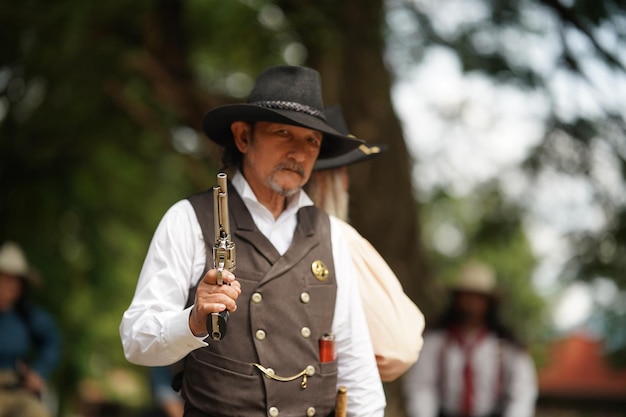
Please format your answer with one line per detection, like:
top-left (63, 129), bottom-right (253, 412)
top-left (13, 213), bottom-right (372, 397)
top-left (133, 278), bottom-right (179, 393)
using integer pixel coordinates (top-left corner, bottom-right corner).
top-left (538, 332), bottom-right (626, 398)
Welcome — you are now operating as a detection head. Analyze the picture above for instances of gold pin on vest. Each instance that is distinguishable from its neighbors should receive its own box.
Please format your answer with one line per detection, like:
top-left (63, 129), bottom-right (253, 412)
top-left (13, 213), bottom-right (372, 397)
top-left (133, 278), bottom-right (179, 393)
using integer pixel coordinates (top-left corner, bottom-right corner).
top-left (311, 260), bottom-right (329, 281)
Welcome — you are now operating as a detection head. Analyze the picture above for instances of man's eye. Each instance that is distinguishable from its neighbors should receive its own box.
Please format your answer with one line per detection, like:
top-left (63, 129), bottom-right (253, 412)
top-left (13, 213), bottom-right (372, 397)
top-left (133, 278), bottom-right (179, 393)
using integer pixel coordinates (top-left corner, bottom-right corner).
top-left (308, 137), bottom-right (322, 147)
top-left (276, 129), bottom-right (289, 136)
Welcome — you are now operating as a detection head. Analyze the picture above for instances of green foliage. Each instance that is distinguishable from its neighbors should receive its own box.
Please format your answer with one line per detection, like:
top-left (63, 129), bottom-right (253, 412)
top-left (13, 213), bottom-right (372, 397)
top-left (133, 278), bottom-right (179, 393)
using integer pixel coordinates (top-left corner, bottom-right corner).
top-left (1, 0), bottom-right (315, 412)
top-left (391, 0), bottom-right (626, 367)
top-left (3, 0), bottom-right (626, 414)
top-left (421, 184), bottom-right (546, 344)
top-left (0, 0), bottom-right (219, 412)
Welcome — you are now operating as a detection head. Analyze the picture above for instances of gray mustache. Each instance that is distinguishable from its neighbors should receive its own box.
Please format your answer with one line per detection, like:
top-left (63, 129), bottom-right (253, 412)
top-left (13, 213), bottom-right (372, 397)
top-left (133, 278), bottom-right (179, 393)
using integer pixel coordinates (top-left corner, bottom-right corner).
top-left (273, 162), bottom-right (305, 177)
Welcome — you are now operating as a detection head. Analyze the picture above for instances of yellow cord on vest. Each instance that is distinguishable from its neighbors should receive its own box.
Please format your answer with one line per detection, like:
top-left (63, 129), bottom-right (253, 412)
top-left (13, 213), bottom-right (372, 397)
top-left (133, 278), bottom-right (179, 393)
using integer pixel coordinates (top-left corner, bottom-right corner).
top-left (252, 363), bottom-right (315, 389)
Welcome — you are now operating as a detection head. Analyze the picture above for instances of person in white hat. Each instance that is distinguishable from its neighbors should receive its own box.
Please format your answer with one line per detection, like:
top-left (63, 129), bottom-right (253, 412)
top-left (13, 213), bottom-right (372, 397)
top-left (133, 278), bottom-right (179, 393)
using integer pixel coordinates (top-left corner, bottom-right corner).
top-left (305, 104), bottom-right (425, 382)
top-left (0, 241), bottom-right (61, 417)
top-left (403, 261), bottom-right (537, 417)
top-left (120, 66), bottom-right (385, 417)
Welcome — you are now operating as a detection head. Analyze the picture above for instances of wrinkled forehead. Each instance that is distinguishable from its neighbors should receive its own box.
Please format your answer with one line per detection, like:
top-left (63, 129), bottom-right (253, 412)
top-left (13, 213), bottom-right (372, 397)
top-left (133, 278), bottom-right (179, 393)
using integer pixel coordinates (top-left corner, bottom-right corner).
top-left (249, 121), bottom-right (324, 140)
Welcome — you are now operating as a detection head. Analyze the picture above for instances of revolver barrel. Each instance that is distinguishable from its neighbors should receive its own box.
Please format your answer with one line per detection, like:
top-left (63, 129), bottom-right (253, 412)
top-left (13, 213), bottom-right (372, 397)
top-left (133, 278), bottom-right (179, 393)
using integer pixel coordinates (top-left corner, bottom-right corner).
top-left (213, 172), bottom-right (236, 285)
top-left (208, 172), bottom-right (236, 340)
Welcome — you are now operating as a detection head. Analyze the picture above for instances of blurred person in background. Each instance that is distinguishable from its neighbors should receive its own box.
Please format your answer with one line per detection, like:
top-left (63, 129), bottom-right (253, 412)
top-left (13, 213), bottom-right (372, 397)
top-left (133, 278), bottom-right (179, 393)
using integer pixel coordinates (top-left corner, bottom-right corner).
top-left (0, 241), bottom-right (61, 417)
top-left (403, 261), bottom-right (537, 417)
top-left (141, 367), bottom-right (183, 417)
top-left (305, 104), bottom-right (425, 382)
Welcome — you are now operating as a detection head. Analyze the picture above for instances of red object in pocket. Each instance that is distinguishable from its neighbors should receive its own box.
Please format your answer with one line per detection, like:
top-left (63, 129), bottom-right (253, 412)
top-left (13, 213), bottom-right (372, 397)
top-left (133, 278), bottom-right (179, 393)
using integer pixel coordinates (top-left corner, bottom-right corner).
top-left (319, 333), bottom-right (336, 362)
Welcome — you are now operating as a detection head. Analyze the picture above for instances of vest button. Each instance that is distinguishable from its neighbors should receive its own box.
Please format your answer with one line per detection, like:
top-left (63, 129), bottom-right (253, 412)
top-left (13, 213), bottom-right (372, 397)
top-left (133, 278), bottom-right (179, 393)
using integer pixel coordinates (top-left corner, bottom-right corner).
top-left (268, 406), bottom-right (279, 417)
top-left (251, 292), bottom-right (263, 303)
top-left (300, 327), bottom-right (311, 338)
top-left (305, 365), bottom-right (315, 376)
top-left (306, 406), bottom-right (316, 416)
top-left (300, 292), bottom-right (310, 303)
top-left (255, 329), bottom-right (266, 340)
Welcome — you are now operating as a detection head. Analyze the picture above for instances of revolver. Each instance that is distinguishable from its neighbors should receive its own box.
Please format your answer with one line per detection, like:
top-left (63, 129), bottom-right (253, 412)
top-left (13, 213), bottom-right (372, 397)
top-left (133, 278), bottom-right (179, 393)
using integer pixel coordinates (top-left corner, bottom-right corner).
top-left (207, 172), bottom-right (236, 341)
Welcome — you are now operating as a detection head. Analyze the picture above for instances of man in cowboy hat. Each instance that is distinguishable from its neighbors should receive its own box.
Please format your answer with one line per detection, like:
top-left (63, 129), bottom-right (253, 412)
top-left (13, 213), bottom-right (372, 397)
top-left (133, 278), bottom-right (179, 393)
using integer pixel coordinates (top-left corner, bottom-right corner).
top-left (305, 104), bottom-right (425, 382)
top-left (120, 66), bottom-right (385, 416)
top-left (0, 241), bottom-right (61, 417)
top-left (403, 261), bottom-right (537, 417)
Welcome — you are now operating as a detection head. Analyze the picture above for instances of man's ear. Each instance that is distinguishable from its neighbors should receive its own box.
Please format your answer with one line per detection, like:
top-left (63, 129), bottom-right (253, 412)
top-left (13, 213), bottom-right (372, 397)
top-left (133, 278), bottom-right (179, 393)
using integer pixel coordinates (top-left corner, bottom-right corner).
top-left (231, 121), bottom-right (250, 153)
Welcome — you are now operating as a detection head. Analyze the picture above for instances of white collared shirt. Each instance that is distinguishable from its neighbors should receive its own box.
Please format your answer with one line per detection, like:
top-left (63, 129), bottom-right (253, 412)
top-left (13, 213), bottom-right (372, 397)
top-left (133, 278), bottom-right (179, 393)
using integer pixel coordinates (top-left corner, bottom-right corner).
top-left (231, 171), bottom-right (304, 256)
top-left (119, 171), bottom-right (385, 417)
top-left (403, 330), bottom-right (537, 417)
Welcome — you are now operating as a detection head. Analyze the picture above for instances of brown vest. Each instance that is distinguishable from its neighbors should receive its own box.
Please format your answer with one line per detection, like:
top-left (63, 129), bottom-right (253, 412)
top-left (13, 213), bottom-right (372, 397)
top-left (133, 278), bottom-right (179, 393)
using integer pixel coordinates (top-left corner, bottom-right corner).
top-left (183, 186), bottom-right (338, 417)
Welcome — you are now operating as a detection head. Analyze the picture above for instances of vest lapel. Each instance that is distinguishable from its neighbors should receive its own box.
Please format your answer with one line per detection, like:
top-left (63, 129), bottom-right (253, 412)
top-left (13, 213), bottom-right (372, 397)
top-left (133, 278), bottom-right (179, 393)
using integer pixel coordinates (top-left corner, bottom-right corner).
top-left (228, 187), bottom-right (282, 266)
top-left (260, 206), bottom-right (321, 285)
top-left (190, 185), bottom-right (330, 290)
top-left (230, 187), bottom-right (324, 285)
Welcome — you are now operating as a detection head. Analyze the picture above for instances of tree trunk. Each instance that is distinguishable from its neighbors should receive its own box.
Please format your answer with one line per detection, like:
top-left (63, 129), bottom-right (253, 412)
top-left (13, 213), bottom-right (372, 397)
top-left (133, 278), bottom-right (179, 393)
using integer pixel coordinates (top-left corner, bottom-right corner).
top-left (279, 1), bottom-right (435, 415)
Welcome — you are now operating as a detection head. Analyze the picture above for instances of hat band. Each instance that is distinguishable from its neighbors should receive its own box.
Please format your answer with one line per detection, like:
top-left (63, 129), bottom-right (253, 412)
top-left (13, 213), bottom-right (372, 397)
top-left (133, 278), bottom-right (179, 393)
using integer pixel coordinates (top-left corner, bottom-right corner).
top-left (250, 101), bottom-right (326, 121)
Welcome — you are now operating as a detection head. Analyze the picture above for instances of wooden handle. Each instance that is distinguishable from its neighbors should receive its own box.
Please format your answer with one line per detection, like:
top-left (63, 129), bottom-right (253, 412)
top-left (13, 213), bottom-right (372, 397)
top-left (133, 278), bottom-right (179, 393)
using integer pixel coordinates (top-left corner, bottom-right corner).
top-left (335, 386), bottom-right (347, 417)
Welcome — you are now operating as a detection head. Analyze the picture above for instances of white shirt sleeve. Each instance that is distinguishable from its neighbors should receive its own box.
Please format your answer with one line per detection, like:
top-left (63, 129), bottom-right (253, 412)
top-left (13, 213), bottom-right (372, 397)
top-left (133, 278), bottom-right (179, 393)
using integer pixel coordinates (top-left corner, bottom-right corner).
top-left (119, 200), bottom-right (209, 366)
top-left (502, 348), bottom-right (538, 417)
top-left (403, 333), bottom-right (443, 417)
top-left (330, 217), bottom-right (386, 417)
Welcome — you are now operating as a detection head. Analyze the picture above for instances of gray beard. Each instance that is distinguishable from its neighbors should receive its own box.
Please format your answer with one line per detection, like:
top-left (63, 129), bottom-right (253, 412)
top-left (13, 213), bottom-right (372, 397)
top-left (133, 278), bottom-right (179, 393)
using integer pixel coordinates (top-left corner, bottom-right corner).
top-left (268, 162), bottom-right (306, 197)
top-left (269, 179), bottom-right (300, 197)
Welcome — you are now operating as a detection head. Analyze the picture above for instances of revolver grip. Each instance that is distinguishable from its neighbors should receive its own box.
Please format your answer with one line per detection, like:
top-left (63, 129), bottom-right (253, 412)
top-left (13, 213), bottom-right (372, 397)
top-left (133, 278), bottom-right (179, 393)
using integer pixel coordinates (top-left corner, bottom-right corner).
top-left (207, 310), bottom-right (229, 341)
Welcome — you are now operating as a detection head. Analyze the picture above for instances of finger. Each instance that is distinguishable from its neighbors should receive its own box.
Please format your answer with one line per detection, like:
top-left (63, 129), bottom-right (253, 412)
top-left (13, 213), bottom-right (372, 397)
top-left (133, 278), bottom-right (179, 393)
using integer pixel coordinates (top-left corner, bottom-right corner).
top-left (193, 301), bottom-right (227, 318)
top-left (199, 295), bottom-right (236, 314)
top-left (205, 301), bottom-right (228, 314)
top-left (202, 269), bottom-right (237, 285)
top-left (197, 284), bottom-right (240, 307)
top-left (198, 280), bottom-right (241, 300)
top-left (228, 280), bottom-right (242, 295)
top-left (207, 281), bottom-right (241, 303)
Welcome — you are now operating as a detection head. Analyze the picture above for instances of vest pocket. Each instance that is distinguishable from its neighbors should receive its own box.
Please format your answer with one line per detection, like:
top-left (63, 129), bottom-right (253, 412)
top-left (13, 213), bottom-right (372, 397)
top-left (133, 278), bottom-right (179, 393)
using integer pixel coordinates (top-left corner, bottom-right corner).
top-left (319, 360), bottom-right (338, 377)
top-left (184, 350), bottom-right (339, 417)
top-left (190, 349), bottom-right (255, 376)
top-left (183, 350), bottom-right (264, 416)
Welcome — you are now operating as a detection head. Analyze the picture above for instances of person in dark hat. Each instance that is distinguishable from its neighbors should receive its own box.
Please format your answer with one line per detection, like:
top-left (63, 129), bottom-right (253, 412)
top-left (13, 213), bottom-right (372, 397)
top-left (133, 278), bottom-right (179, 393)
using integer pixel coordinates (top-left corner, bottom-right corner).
top-left (120, 66), bottom-right (385, 416)
top-left (304, 104), bottom-right (425, 382)
top-left (403, 261), bottom-right (537, 417)
top-left (0, 241), bottom-right (61, 417)
top-left (305, 104), bottom-right (388, 221)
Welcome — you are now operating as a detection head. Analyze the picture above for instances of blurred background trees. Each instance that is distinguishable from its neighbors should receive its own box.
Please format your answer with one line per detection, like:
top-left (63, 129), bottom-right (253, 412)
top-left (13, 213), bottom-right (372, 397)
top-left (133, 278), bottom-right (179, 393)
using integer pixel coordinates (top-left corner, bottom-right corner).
top-left (1, 0), bottom-right (624, 415)
top-left (387, 0), bottom-right (626, 368)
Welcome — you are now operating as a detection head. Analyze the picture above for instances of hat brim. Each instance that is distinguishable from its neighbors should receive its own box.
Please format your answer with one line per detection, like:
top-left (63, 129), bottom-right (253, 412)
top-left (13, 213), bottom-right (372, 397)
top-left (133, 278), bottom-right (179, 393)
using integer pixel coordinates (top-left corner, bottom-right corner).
top-left (314, 143), bottom-right (388, 170)
top-left (202, 104), bottom-right (363, 159)
top-left (0, 268), bottom-right (41, 287)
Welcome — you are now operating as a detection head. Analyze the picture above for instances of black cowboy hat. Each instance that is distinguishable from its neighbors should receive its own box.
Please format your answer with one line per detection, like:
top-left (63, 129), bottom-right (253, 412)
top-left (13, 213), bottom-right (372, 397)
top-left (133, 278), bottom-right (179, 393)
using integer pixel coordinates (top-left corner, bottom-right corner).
top-left (202, 66), bottom-right (363, 159)
top-left (313, 104), bottom-right (388, 170)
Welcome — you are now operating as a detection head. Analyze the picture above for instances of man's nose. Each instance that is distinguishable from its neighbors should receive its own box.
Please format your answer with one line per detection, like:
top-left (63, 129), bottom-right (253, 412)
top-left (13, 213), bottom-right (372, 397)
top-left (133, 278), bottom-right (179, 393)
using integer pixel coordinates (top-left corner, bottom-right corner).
top-left (287, 140), bottom-right (308, 161)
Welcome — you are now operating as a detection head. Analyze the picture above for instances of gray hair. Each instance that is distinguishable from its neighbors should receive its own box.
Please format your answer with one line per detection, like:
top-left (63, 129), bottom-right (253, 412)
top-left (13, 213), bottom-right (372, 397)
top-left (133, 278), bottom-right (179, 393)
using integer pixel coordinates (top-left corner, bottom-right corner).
top-left (305, 169), bottom-right (349, 221)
